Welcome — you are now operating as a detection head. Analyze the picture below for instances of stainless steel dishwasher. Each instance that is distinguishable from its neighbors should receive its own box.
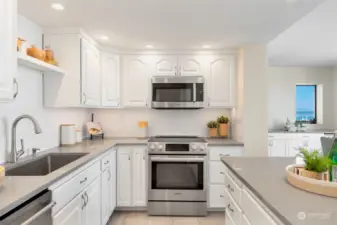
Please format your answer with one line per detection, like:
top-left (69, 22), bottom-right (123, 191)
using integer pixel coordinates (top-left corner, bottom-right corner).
top-left (0, 190), bottom-right (54, 225)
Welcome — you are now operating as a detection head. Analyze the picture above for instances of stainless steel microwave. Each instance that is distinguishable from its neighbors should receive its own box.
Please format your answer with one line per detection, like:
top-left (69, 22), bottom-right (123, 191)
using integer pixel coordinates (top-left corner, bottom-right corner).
top-left (151, 76), bottom-right (205, 109)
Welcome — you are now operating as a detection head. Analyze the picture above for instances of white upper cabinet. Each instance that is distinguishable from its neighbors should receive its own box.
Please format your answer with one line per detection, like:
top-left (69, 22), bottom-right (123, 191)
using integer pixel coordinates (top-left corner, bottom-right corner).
top-left (178, 56), bottom-right (203, 76)
top-left (81, 39), bottom-right (101, 106)
top-left (0, 0), bottom-right (17, 102)
top-left (122, 55), bottom-right (151, 107)
top-left (155, 55), bottom-right (178, 76)
top-left (101, 52), bottom-right (120, 107)
top-left (207, 55), bottom-right (236, 108)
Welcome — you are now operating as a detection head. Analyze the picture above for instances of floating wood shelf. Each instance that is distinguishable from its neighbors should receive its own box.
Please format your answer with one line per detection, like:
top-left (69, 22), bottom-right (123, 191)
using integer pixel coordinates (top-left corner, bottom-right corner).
top-left (17, 53), bottom-right (65, 75)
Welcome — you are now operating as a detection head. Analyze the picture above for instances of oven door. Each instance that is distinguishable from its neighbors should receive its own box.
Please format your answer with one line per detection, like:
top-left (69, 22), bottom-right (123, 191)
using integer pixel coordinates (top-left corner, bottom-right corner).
top-left (148, 155), bottom-right (206, 201)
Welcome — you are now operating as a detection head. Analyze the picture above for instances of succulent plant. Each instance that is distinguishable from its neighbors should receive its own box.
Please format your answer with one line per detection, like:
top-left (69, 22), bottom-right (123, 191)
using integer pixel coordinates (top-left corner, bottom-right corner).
top-left (207, 121), bottom-right (218, 128)
top-left (217, 116), bottom-right (229, 124)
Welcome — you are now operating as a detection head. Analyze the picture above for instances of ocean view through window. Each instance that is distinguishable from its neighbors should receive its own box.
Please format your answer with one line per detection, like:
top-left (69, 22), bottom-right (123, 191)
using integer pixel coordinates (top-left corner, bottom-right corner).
top-left (296, 85), bottom-right (317, 124)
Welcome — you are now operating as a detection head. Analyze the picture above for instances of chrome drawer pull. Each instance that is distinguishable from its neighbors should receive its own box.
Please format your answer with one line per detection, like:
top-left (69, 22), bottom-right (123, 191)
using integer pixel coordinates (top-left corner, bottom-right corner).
top-left (80, 177), bottom-right (87, 184)
top-left (220, 172), bottom-right (225, 175)
top-left (104, 160), bottom-right (109, 165)
top-left (227, 204), bottom-right (234, 213)
top-left (220, 195), bottom-right (225, 198)
top-left (227, 184), bottom-right (234, 192)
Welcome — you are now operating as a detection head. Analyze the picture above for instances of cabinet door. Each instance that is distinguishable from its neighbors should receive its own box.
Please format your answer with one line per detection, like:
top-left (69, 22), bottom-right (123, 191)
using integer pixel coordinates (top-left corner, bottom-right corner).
top-left (101, 53), bottom-right (120, 107)
top-left (122, 56), bottom-right (151, 107)
top-left (0, 0), bottom-right (17, 101)
top-left (81, 39), bottom-right (100, 106)
top-left (178, 56), bottom-right (203, 76)
top-left (132, 148), bottom-right (147, 207)
top-left (208, 184), bottom-right (227, 208)
top-left (288, 137), bottom-right (303, 157)
top-left (155, 55), bottom-right (177, 76)
top-left (111, 150), bottom-right (117, 212)
top-left (101, 168), bottom-right (112, 225)
top-left (209, 161), bottom-right (226, 184)
top-left (83, 177), bottom-right (101, 225)
top-left (268, 138), bottom-right (288, 157)
top-left (117, 149), bottom-right (132, 206)
top-left (208, 55), bottom-right (236, 108)
top-left (53, 194), bottom-right (84, 225)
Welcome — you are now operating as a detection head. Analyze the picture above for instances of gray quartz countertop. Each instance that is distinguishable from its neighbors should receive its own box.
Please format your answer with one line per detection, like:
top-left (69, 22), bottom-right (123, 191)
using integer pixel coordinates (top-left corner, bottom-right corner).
top-left (205, 138), bottom-right (244, 146)
top-left (221, 157), bottom-right (337, 225)
top-left (0, 138), bottom-right (147, 217)
top-left (0, 137), bottom-right (242, 217)
top-left (268, 129), bottom-right (335, 134)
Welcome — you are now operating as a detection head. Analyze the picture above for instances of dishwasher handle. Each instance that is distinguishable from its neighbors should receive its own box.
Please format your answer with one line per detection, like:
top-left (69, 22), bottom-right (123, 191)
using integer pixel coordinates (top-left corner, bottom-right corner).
top-left (20, 202), bottom-right (56, 225)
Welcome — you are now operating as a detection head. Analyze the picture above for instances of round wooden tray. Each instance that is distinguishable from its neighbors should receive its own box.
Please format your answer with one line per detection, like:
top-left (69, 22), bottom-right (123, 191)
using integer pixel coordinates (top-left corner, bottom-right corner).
top-left (286, 164), bottom-right (337, 198)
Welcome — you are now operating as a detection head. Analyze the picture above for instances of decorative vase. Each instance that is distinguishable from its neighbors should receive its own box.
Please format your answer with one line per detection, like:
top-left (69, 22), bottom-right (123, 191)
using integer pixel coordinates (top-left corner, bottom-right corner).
top-left (209, 128), bottom-right (217, 137)
top-left (218, 123), bottom-right (229, 137)
top-left (299, 169), bottom-right (329, 181)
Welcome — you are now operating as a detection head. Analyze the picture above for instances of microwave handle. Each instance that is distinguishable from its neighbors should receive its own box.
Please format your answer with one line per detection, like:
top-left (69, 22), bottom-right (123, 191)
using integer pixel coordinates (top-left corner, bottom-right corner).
top-left (150, 157), bottom-right (205, 162)
top-left (193, 83), bottom-right (196, 102)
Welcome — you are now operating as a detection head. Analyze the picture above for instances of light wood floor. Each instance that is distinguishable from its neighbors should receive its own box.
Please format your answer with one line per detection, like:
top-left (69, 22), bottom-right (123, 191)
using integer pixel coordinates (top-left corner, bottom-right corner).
top-left (108, 212), bottom-right (225, 225)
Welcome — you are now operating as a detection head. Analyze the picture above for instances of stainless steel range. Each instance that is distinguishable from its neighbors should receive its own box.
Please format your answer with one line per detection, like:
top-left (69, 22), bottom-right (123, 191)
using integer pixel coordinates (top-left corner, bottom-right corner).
top-left (147, 136), bottom-right (208, 216)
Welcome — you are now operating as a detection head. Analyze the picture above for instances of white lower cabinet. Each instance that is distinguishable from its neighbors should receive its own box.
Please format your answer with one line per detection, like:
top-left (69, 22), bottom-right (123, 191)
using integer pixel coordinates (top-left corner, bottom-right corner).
top-left (268, 133), bottom-right (324, 157)
top-left (101, 168), bottom-right (113, 225)
top-left (208, 146), bottom-right (243, 209)
top-left (117, 146), bottom-right (147, 207)
top-left (53, 194), bottom-right (83, 225)
top-left (53, 177), bottom-right (101, 225)
top-left (83, 178), bottom-right (101, 225)
top-left (208, 184), bottom-right (227, 208)
top-left (223, 164), bottom-right (278, 225)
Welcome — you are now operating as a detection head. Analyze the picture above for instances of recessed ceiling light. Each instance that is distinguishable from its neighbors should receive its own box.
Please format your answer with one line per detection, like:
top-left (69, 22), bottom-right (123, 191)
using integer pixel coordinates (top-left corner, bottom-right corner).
top-left (51, 3), bottom-right (64, 11)
top-left (203, 45), bottom-right (211, 49)
top-left (146, 45), bottom-right (154, 49)
top-left (100, 36), bottom-right (109, 40)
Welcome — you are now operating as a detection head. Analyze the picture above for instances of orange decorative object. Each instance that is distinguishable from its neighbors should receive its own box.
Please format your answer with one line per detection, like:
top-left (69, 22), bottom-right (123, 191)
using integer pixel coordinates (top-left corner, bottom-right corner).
top-left (138, 121), bottom-right (148, 128)
top-left (27, 46), bottom-right (45, 61)
top-left (17, 38), bottom-right (25, 51)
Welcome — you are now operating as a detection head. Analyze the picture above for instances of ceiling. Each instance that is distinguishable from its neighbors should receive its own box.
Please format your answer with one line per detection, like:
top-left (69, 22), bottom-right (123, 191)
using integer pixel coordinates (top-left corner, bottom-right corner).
top-left (268, 0), bottom-right (337, 66)
top-left (18, 0), bottom-right (325, 50)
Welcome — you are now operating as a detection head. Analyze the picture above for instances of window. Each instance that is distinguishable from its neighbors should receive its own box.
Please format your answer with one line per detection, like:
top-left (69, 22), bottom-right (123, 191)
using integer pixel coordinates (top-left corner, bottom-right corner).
top-left (296, 85), bottom-right (317, 124)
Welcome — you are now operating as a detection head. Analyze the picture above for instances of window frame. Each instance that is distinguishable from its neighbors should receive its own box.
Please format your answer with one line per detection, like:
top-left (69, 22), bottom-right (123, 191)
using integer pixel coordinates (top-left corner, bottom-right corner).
top-left (296, 84), bottom-right (317, 124)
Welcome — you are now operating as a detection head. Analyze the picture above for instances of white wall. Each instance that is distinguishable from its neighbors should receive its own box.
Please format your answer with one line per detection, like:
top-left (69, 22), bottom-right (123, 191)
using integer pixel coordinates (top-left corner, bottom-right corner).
top-left (91, 108), bottom-right (231, 137)
top-left (236, 45), bottom-right (268, 156)
top-left (268, 67), bottom-right (334, 130)
top-left (0, 15), bottom-right (88, 163)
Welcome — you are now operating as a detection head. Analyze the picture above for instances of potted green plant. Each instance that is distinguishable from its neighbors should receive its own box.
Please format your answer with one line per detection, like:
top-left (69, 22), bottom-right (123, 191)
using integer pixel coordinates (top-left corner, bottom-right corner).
top-left (207, 121), bottom-right (218, 137)
top-left (297, 148), bottom-right (332, 181)
top-left (217, 116), bottom-right (229, 137)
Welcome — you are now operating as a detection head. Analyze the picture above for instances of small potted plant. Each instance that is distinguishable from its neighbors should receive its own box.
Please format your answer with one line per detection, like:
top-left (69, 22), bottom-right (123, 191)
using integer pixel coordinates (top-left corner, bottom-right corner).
top-left (217, 116), bottom-right (229, 137)
top-left (297, 148), bottom-right (332, 181)
top-left (207, 121), bottom-right (218, 137)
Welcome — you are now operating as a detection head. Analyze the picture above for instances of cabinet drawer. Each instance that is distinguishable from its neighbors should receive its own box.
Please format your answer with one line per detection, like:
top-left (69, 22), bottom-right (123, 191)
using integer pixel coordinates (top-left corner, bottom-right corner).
top-left (225, 210), bottom-right (235, 225)
top-left (208, 184), bottom-right (226, 208)
top-left (241, 188), bottom-right (278, 225)
top-left (209, 147), bottom-right (243, 161)
top-left (226, 189), bottom-right (242, 225)
top-left (53, 161), bottom-right (101, 214)
top-left (225, 172), bottom-right (242, 205)
top-left (101, 151), bottom-right (112, 171)
top-left (209, 161), bottom-right (226, 184)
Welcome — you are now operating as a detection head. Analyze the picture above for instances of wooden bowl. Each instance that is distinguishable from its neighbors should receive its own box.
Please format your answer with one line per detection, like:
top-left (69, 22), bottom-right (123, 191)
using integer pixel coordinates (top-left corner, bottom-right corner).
top-left (286, 164), bottom-right (337, 198)
top-left (27, 46), bottom-right (45, 61)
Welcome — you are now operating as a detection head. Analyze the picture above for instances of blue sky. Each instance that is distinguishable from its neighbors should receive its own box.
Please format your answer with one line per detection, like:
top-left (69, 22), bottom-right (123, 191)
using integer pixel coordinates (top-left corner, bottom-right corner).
top-left (296, 85), bottom-right (315, 111)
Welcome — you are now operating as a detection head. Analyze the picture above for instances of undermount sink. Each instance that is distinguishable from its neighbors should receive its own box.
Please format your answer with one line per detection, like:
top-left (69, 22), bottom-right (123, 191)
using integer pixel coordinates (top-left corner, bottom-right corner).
top-left (6, 153), bottom-right (88, 176)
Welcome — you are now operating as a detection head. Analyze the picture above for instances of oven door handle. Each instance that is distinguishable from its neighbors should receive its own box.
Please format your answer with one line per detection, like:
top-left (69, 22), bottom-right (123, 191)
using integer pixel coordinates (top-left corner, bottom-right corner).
top-left (150, 157), bottom-right (205, 162)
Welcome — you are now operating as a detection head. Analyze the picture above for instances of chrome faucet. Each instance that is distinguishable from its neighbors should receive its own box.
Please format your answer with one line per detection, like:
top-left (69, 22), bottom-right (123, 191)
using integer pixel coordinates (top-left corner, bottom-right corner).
top-left (9, 115), bottom-right (42, 163)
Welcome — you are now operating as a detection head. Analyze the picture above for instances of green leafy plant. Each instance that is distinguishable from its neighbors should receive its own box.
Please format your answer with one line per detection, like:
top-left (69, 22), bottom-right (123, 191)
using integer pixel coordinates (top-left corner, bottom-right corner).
top-left (217, 116), bottom-right (229, 124)
top-left (298, 148), bottom-right (332, 173)
top-left (207, 121), bottom-right (218, 128)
